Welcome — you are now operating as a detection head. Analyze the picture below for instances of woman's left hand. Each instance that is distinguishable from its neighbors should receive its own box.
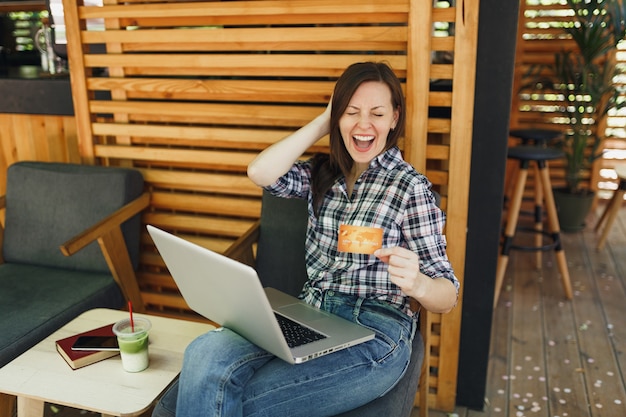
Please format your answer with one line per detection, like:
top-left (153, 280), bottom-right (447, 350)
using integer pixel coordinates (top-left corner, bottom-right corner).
top-left (374, 246), bottom-right (458, 313)
top-left (374, 246), bottom-right (429, 300)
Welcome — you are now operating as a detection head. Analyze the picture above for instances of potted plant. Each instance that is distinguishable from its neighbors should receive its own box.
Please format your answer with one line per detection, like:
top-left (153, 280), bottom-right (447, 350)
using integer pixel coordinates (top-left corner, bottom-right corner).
top-left (525, 0), bottom-right (626, 231)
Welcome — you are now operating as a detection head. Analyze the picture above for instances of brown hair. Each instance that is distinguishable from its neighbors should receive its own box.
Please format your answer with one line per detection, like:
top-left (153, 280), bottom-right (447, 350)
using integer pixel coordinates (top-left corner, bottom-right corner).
top-left (311, 62), bottom-right (406, 215)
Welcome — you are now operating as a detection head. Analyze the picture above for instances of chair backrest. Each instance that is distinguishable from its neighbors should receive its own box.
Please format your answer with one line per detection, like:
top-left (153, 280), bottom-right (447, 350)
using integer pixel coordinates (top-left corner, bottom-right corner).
top-left (3, 161), bottom-right (144, 273)
top-left (255, 190), bottom-right (308, 297)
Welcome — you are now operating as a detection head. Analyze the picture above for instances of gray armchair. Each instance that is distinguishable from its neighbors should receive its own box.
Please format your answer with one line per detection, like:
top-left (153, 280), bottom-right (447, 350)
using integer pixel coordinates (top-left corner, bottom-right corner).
top-left (0, 161), bottom-right (149, 371)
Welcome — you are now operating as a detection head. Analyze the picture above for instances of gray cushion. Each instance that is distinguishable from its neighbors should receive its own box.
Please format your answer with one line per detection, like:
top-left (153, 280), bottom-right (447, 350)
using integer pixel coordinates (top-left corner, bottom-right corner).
top-left (3, 161), bottom-right (144, 272)
top-left (0, 263), bottom-right (125, 368)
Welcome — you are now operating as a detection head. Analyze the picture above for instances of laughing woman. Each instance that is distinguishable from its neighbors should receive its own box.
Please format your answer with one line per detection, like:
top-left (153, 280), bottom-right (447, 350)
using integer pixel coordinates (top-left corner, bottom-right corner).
top-left (152, 61), bottom-right (459, 417)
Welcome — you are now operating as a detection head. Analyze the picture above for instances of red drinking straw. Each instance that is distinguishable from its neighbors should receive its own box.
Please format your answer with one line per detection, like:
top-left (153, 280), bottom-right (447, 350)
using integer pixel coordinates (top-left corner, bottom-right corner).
top-left (128, 300), bottom-right (135, 332)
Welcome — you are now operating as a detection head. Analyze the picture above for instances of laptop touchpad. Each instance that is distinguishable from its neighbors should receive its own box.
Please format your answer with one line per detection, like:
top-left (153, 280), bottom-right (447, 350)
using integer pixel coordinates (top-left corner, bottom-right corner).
top-left (276, 303), bottom-right (331, 322)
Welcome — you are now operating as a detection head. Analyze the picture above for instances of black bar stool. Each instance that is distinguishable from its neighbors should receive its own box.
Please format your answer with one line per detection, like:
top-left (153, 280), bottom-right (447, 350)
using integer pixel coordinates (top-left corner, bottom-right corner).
top-left (504, 129), bottom-right (565, 271)
top-left (494, 145), bottom-right (573, 307)
top-left (509, 128), bottom-right (563, 146)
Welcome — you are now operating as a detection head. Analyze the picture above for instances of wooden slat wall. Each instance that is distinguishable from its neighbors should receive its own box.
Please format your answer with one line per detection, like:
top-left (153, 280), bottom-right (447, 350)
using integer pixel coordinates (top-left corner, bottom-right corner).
top-left (58, 0), bottom-right (478, 411)
top-left (510, 0), bottom-right (626, 198)
top-left (0, 114), bottom-right (80, 195)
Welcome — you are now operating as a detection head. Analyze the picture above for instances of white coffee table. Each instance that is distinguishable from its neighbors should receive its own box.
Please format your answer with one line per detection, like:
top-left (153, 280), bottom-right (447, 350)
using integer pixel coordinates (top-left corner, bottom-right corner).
top-left (0, 308), bottom-right (214, 417)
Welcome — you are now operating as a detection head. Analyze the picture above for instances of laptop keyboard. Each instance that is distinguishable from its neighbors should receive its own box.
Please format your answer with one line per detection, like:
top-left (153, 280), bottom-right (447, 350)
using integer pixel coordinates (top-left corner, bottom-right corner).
top-left (275, 313), bottom-right (327, 348)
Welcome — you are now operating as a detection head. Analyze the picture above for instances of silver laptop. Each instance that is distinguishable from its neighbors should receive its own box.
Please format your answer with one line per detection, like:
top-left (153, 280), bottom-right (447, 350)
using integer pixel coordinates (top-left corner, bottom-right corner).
top-left (147, 225), bottom-right (374, 364)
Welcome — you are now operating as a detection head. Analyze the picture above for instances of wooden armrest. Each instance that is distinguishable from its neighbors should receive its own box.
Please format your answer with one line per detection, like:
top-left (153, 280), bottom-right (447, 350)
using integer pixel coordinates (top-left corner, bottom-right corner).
top-left (59, 191), bottom-right (150, 312)
top-left (223, 219), bottom-right (261, 267)
top-left (0, 195), bottom-right (6, 210)
top-left (60, 192), bottom-right (150, 256)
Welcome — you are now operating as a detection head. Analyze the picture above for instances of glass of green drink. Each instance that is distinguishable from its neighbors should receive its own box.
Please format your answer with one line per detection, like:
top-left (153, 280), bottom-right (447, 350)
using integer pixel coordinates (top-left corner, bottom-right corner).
top-left (112, 317), bottom-right (151, 372)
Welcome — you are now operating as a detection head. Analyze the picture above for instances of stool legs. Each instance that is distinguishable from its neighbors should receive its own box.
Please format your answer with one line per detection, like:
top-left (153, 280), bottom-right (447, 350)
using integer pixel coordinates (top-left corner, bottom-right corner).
top-left (595, 181), bottom-right (626, 250)
top-left (494, 162), bottom-right (528, 308)
top-left (533, 164), bottom-right (544, 269)
top-left (494, 160), bottom-right (573, 308)
top-left (537, 164), bottom-right (573, 300)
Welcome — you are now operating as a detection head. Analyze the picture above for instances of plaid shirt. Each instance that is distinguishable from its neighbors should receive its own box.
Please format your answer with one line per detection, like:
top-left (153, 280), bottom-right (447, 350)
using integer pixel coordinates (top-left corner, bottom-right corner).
top-left (265, 146), bottom-right (459, 318)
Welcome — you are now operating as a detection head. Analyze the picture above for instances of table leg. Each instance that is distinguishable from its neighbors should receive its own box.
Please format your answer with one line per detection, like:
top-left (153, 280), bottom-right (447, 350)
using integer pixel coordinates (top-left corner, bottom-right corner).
top-left (17, 396), bottom-right (44, 417)
top-left (0, 393), bottom-right (16, 416)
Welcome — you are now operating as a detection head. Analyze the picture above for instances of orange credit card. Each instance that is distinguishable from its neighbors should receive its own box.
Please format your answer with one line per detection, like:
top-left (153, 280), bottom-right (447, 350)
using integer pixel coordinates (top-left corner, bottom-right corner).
top-left (337, 225), bottom-right (383, 255)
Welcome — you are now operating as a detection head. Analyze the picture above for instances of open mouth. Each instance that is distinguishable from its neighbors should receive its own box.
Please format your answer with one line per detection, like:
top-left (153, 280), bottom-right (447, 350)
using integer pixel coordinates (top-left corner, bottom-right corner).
top-left (353, 135), bottom-right (375, 151)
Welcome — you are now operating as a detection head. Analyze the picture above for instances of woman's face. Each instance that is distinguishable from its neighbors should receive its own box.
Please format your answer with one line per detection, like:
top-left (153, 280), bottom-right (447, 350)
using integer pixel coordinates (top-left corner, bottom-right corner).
top-left (339, 81), bottom-right (399, 173)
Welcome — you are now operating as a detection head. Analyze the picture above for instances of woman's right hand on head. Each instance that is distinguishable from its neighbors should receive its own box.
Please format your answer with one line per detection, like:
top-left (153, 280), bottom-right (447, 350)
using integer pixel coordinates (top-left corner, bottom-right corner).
top-left (247, 96), bottom-right (334, 187)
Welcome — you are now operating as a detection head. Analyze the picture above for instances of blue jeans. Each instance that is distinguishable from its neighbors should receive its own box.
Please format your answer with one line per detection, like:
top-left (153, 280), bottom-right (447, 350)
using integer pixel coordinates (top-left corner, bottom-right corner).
top-left (154, 292), bottom-right (415, 417)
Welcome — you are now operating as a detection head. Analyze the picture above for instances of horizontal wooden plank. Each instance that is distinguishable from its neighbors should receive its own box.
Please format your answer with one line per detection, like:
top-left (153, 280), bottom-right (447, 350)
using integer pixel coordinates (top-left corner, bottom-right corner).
top-left (142, 234), bottom-right (236, 263)
top-left (116, 11), bottom-right (407, 28)
top-left (432, 6), bottom-right (456, 22)
top-left (87, 78), bottom-right (336, 103)
top-left (137, 168), bottom-right (261, 196)
top-left (144, 212), bottom-right (255, 237)
top-left (424, 170), bottom-right (449, 186)
top-left (80, 0), bottom-right (410, 20)
top-left (138, 272), bottom-right (179, 292)
top-left (429, 91), bottom-right (452, 107)
top-left (82, 54), bottom-right (408, 77)
top-left (0, 2), bottom-right (46, 12)
top-left (426, 144), bottom-right (450, 160)
top-left (92, 123), bottom-right (294, 149)
top-left (431, 36), bottom-right (455, 52)
top-left (116, 15), bottom-right (408, 28)
top-left (141, 290), bottom-right (191, 310)
top-left (430, 64), bottom-right (454, 80)
top-left (89, 101), bottom-right (327, 127)
top-left (94, 145), bottom-right (254, 172)
top-left (181, 234), bottom-right (244, 254)
top-left (95, 124), bottom-right (330, 153)
top-left (105, 0), bottom-right (417, 29)
top-left (519, 39), bottom-right (577, 53)
top-left (131, 138), bottom-right (328, 157)
top-left (428, 118), bottom-right (452, 134)
top-left (85, 26), bottom-right (408, 52)
top-left (150, 192), bottom-right (261, 218)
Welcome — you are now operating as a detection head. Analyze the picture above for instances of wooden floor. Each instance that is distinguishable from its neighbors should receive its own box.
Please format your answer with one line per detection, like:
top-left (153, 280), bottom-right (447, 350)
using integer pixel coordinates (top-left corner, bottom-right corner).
top-left (37, 204), bottom-right (626, 417)
top-left (416, 202), bottom-right (626, 417)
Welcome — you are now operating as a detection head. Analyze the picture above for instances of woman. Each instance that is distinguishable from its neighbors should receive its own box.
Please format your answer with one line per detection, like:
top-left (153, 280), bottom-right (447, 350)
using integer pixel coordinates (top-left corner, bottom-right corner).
top-left (153, 61), bottom-right (459, 417)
